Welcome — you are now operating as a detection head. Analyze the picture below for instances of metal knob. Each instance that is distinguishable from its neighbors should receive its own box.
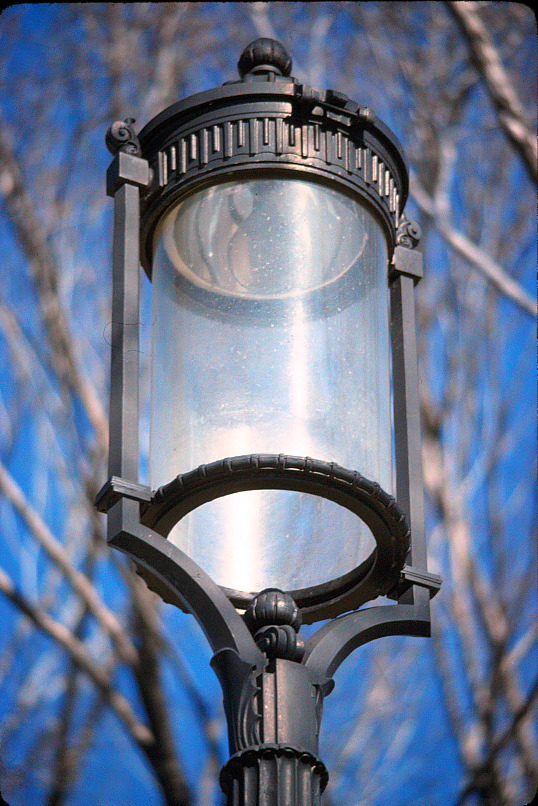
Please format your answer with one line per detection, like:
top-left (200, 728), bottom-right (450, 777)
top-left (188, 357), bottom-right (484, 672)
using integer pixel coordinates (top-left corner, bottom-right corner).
top-left (238, 37), bottom-right (292, 77)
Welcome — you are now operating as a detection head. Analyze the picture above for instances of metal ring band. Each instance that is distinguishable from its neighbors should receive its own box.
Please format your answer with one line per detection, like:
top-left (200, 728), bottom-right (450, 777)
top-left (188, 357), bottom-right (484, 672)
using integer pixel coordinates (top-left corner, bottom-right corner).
top-left (141, 455), bottom-right (410, 622)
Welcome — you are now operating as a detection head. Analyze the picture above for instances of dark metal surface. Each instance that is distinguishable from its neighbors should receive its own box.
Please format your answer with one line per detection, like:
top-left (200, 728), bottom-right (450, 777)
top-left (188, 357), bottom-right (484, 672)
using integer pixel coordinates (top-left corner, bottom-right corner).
top-left (108, 498), bottom-right (263, 665)
top-left (244, 588), bottom-right (302, 633)
top-left (245, 589), bottom-right (305, 663)
top-left (108, 499), bottom-right (330, 804)
top-left (95, 476), bottom-right (151, 513)
top-left (390, 230), bottom-right (428, 595)
top-left (106, 118), bottom-right (142, 157)
top-left (105, 150), bottom-right (150, 484)
top-left (238, 37), bottom-right (293, 78)
top-left (304, 604), bottom-right (430, 680)
top-left (220, 746), bottom-right (328, 806)
top-left (106, 493), bottom-right (433, 805)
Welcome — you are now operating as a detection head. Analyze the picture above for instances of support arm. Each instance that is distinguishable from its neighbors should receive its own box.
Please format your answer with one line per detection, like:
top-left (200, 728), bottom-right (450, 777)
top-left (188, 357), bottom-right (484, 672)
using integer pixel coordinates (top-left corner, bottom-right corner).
top-left (303, 604), bottom-right (431, 680)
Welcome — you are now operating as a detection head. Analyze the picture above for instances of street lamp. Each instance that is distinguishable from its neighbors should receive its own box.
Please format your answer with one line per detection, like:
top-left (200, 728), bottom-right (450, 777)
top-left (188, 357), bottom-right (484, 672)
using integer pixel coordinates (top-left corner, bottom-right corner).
top-left (97, 38), bottom-right (441, 805)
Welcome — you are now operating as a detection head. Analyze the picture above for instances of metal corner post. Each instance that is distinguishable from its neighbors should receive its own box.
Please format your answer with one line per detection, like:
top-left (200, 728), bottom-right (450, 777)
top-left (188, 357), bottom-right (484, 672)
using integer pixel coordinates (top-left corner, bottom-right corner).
top-left (389, 223), bottom-right (440, 611)
top-left (106, 149), bottom-right (150, 486)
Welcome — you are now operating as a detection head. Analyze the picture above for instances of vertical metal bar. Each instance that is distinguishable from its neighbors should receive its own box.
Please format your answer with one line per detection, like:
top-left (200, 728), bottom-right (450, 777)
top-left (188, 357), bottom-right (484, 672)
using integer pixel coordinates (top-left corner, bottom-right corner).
top-left (108, 182), bottom-right (140, 481)
top-left (390, 272), bottom-right (427, 572)
top-left (106, 152), bottom-right (150, 483)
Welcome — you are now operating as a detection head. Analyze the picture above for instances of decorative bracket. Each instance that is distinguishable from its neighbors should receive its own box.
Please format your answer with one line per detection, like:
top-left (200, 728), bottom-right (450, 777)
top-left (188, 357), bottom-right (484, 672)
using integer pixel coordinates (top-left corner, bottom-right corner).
top-left (106, 117), bottom-right (142, 157)
top-left (390, 217), bottom-right (423, 284)
top-left (101, 474), bottom-right (437, 805)
top-left (395, 564), bottom-right (442, 598)
top-left (95, 476), bottom-right (151, 513)
top-left (141, 453), bottom-right (412, 623)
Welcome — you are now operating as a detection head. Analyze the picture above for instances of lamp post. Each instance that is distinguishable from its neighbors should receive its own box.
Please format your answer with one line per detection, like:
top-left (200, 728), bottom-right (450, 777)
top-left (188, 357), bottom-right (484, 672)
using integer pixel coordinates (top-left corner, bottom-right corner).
top-left (96, 38), bottom-right (441, 806)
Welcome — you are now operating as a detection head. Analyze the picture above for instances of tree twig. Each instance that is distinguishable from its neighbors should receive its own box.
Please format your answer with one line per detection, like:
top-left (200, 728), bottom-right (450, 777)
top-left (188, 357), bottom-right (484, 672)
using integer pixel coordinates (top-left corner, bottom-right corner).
top-left (447, 1), bottom-right (537, 183)
top-left (411, 175), bottom-right (535, 316)
top-left (0, 565), bottom-right (153, 748)
top-left (0, 460), bottom-right (138, 666)
top-left (0, 120), bottom-right (108, 454)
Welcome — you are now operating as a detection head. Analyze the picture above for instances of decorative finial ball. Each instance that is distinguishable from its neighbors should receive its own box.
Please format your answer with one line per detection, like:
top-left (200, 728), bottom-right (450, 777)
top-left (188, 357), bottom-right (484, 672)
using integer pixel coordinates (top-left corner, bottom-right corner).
top-left (243, 588), bottom-right (301, 633)
top-left (238, 38), bottom-right (292, 78)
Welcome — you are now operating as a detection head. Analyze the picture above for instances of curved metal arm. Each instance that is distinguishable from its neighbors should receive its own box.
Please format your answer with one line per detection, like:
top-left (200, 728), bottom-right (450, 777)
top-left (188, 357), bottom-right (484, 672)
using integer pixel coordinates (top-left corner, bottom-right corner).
top-left (303, 603), bottom-right (431, 679)
top-left (108, 496), bottom-right (269, 758)
top-left (108, 497), bottom-right (264, 670)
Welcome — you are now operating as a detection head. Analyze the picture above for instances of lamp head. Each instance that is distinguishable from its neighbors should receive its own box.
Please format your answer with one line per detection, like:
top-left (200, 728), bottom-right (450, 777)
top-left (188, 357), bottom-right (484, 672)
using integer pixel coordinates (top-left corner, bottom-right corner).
top-left (121, 40), bottom-right (415, 619)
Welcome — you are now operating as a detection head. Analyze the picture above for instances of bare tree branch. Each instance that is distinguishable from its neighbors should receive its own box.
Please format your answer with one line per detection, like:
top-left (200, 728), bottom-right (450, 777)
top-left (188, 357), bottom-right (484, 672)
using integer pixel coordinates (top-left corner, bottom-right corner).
top-left (421, 393), bottom-right (538, 801)
top-left (447, 1), bottom-right (537, 183)
top-left (0, 119), bottom-right (108, 454)
top-left (45, 536), bottom-right (109, 806)
top-left (0, 461), bottom-right (138, 666)
top-left (411, 175), bottom-right (535, 316)
top-left (46, 690), bottom-right (107, 806)
top-left (0, 565), bottom-right (153, 748)
top-left (128, 574), bottom-right (192, 806)
top-left (457, 676), bottom-right (538, 806)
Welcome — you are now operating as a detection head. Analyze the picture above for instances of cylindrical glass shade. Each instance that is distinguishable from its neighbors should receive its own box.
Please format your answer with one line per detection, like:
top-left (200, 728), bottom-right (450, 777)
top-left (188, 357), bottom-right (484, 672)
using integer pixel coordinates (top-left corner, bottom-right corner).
top-left (150, 176), bottom-right (392, 593)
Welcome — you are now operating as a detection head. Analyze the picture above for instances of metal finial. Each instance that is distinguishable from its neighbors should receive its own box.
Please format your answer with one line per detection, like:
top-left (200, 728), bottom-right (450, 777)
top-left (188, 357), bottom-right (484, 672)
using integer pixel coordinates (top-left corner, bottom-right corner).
top-left (243, 588), bottom-right (302, 632)
top-left (238, 38), bottom-right (292, 78)
top-left (243, 589), bottom-right (304, 662)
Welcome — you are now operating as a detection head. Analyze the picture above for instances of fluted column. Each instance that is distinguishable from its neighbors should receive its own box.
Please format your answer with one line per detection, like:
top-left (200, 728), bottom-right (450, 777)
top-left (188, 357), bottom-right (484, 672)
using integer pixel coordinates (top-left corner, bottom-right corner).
top-left (221, 745), bottom-right (327, 806)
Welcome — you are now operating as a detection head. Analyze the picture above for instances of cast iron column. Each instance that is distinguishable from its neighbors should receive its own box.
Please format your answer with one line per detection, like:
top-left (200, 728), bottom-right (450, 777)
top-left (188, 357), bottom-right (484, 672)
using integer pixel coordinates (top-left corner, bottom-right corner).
top-left (218, 589), bottom-right (330, 806)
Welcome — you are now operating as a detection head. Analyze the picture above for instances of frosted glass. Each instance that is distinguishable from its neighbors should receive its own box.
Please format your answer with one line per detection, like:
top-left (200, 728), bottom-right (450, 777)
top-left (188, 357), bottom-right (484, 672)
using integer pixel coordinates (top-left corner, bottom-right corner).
top-left (150, 177), bottom-right (392, 593)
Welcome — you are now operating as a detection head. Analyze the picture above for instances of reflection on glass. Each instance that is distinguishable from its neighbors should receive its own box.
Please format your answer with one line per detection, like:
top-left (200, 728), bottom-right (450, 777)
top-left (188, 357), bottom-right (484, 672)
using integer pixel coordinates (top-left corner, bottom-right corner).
top-left (150, 177), bottom-right (392, 593)
top-left (161, 179), bottom-right (367, 304)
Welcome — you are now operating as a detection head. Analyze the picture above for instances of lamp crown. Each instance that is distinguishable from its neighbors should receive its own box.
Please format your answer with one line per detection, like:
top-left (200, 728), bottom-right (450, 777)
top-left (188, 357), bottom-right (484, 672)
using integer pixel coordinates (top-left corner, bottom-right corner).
top-left (238, 37), bottom-right (292, 78)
